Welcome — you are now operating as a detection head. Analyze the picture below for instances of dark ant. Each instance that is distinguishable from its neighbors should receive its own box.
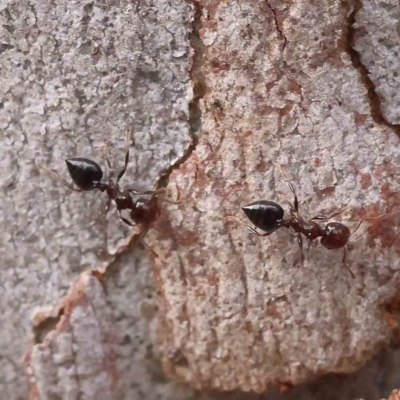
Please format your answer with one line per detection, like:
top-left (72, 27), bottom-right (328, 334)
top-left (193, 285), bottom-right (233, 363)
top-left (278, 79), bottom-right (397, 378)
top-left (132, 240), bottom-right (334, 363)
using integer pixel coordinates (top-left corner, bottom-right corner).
top-left (238, 166), bottom-right (362, 279)
top-left (38, 129), bottom-right (177, 244)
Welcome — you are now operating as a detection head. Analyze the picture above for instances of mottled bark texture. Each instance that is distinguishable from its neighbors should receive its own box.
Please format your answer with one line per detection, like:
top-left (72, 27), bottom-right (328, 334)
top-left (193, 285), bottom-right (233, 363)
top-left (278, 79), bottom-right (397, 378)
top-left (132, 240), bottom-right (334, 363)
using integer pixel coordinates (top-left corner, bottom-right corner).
top-left (1, 0), bottom-right (400, 398)
top-left (150, 0), bottom-right (400, 393)
top-left (0, 0), bottom-right (192, 398)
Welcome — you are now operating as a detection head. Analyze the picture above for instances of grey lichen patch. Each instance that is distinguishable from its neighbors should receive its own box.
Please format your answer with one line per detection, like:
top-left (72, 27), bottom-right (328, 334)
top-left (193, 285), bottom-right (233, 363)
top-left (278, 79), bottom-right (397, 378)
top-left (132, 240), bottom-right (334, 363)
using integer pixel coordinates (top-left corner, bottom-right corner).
top-left (353, 0), bottom-right (400, 125)
top-left (0, 0), bottom-right (192, 397)
top-left (149, 0), bottom-right (400, 392)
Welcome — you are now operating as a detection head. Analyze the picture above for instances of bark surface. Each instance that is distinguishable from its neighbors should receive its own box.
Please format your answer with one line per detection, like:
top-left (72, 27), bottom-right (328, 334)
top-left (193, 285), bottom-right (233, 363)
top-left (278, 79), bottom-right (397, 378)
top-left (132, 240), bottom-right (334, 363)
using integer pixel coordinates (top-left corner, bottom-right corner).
top-left (1, 0), bottom-right (400, 398)
top-left (150, 0), bottom-right (400, 392)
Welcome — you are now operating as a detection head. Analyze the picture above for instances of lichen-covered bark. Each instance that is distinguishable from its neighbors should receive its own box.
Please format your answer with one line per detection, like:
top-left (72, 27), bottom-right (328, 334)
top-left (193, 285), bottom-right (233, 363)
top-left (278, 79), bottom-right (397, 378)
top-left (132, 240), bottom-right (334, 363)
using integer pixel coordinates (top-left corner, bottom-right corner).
top-left (0, 0), bottom-right (192, 398)
top-left (150, 0), bottom-right (400, 392)
top-left (353, 0), bottom-right (400, 125)
top-left (26, 272), bottom-right (118, 400)
top-left (2, 0), bottom-right (400, 398)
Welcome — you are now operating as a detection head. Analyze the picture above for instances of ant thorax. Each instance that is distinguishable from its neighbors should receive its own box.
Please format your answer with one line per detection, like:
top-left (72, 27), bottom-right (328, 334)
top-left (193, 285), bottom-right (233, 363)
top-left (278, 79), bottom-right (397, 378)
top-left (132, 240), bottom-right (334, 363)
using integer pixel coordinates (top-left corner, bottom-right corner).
top-left (288, 215), bottom-right (323, 242)
top-left (114, 191), bottom-right (135, 210)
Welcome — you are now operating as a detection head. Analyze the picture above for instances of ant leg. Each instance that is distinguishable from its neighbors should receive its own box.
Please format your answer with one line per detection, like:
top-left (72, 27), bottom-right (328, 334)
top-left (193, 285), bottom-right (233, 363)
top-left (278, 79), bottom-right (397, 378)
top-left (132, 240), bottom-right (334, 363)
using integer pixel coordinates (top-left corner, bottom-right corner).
top-left (342, 247), bottom-right (356, 279)
top-left (279, 164), bottom-right (299, 214)
top-left (102, 141), bottom-right (113, 215)
top-left (139, 227), bottom-right (158, 258)
top-left (226, 216), bottom-right (276, 237)
top-left (306, 238), bottom-right (317, 251)
top-left (310, 205), bottom-right (350, 221)
top-left (117, 209), bottom-right (136, 227)
top-left (126, 188), bottom-right (167, 196)
top-left (105, 197), bottom-right (112, 214)
top-left (350, 220), bottom-right (363, 236)
top-left (297, 233), bottom-right (304, 264)
top-left (153, 188), bottom-right (181, 204)
top-left (127, 187), bottom-right (181, 204)
top-left (36, 163), bottom-right (82, 192)
top-left (126, 189), bottom-right (150, 196)
top-left (140, 239), bottom-right (158, 257)
top-left (157, 196), bottom-right (181, 205)
top-left (102, 140), bottom-right (114, 184)
top-left (246, 226), bottom-right (277, 237)
top-left (117, 129), bottom-right (131, 183)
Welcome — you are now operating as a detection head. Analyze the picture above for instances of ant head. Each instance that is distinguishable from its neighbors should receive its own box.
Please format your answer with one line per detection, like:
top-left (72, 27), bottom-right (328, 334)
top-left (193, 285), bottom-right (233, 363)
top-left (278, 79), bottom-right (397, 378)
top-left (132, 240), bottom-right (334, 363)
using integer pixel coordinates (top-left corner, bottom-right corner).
top-left (242, 200), bottom-right (284, 232)
top-left (65, 158), bottom-right (103, 191)
top-left (320, 222), bottom-right (350, 250)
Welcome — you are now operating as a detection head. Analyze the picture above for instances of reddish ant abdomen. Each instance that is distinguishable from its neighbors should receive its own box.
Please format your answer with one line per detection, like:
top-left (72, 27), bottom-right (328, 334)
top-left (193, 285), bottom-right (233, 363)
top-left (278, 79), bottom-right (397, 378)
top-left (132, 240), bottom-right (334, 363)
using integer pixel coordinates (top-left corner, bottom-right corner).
top-left (321, 222), bottom-right (350, 250)
top-left (130, 196), bottom-right (160, 226)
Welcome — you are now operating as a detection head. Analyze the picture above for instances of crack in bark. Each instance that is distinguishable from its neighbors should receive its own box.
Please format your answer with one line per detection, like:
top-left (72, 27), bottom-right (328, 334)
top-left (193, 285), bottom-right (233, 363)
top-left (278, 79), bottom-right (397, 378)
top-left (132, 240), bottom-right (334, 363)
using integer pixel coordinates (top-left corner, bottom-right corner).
top-left (265, 1), bottom-right (287, 52)
top-left (32, 308), bottom-right (65, 344)
top-left (157, 0), bottom-right (205, 189)
top-left (346, 0), bottom-right (400, 138)
top-left (102, 0), bottom-right (206, 275)
top-left (92, 1), bottom-right (206, 277)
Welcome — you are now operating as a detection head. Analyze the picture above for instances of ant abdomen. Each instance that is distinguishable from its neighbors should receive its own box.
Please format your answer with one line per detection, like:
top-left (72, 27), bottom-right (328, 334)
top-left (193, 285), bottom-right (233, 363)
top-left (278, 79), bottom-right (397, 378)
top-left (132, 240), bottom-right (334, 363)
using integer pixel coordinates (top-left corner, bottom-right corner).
top-left (130, 196), bottom-right (160, 225)
top-left (242, 200), bottom-right (284, 232)
top-left (321, 222), bottom-right (350, 250)
top-left (66, 158), bottom-right (103, 191)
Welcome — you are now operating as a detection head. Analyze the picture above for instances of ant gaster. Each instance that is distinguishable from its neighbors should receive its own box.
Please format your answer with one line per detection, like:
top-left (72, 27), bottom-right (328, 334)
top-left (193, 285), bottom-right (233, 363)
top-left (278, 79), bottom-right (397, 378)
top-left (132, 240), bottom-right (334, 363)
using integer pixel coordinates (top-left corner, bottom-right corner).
top-left (38, 129), bottom-right (177, 240)
top-left (240, 166), bottom-right (362, 279)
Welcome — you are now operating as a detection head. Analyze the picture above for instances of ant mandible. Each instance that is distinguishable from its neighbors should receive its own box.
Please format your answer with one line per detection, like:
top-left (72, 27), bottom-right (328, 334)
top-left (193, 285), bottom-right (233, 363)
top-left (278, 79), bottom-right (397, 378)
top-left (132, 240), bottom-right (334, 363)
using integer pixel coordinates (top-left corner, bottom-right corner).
top-left (240, 166), bottom-right (362, 279)
top-left (38, 129), bottom-right (176, 240)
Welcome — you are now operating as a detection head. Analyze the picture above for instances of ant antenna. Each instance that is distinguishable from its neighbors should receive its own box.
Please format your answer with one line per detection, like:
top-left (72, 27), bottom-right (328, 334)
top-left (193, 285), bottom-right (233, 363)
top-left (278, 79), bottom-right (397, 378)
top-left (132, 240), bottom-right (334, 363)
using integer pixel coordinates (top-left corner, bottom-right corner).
top-left (279, 164), bottom-right (299, 214)
top-left (116, 129), bottom-right (131, 183)
top-left (310, 205), bottom-right (350, 221)
top-left (350, 220), bottom-right (363, 236)
top-left (126, 187), bottom-right (181, 205)
top-left (362, 210), bottom-right (400, 222)
top-left (102, 140), bottom-right (114, 184)
top-left (139, 228), bottom-right (159, 258)
top-left (342, 248), bottom-right (356, 279)
top-left (225, 215), bottom-right (276, 237)
top-left (36, 162), bottom-right (82, 192)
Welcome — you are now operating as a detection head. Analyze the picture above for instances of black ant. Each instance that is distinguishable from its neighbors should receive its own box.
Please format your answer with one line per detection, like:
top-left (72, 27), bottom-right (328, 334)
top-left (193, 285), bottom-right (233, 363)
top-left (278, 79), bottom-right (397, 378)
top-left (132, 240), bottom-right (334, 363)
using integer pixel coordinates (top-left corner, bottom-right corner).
top-left (238, 166), bottom-right (362, 279)
top-left (38, 129), bottom-right (177, 242)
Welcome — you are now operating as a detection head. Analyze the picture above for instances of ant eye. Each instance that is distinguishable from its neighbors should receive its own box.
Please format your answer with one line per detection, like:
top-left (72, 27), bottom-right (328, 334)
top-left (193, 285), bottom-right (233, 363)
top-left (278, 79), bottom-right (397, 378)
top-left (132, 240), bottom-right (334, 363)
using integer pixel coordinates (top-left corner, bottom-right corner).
top-left (65, 158), bottom-right (103, 191)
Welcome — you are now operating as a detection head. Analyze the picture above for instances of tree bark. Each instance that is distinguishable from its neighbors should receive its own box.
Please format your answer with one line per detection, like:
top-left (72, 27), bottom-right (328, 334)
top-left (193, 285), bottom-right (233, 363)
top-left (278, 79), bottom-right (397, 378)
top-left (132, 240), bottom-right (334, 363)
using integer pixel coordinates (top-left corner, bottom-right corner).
top-left (150, 0), bottom-right (400, 393)
top-left (1, 0), bottom-right (400, 399)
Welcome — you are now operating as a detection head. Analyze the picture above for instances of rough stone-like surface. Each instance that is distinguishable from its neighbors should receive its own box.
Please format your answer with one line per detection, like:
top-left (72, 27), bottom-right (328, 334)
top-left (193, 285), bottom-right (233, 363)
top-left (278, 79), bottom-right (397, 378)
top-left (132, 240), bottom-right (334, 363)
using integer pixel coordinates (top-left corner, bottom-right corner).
top-left (26, 248), bottom-right (400, 400)
top-left (0, 0), bottom-right (192, 398)
top-left (26, 272), bottom-right (118, 400)
top-left (3, 0), bottom-right (400, 398)
top-left (353, 0), bottom-right (400, 125)
top-left (150, 0), bottom-right (400, 393)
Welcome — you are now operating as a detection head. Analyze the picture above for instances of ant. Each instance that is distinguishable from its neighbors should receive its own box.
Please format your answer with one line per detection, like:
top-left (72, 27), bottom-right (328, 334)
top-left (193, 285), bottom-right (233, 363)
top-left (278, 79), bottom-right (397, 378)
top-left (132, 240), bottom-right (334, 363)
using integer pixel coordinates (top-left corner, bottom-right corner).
top-left (238, 166), bottom-right (362, 279)
top-left (38, 129), bottom-right (177, 242)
